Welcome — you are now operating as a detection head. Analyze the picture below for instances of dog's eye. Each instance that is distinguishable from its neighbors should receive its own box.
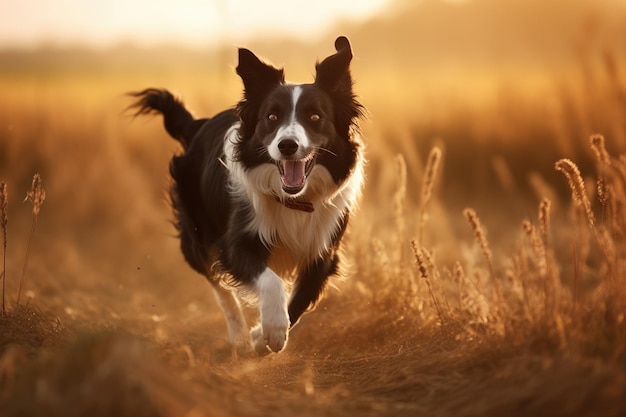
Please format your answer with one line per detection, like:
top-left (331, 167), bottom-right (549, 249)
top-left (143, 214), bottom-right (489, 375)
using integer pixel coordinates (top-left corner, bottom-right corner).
top-left (310, 114), bottom-right (320, 122)
top-left (268, 114), bottom-right (278, 122)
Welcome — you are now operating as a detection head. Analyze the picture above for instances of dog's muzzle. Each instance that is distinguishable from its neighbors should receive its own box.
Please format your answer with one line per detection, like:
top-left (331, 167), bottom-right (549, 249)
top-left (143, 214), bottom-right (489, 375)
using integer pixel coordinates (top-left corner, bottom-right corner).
top-left (276, 156), bottom-right (316, 195)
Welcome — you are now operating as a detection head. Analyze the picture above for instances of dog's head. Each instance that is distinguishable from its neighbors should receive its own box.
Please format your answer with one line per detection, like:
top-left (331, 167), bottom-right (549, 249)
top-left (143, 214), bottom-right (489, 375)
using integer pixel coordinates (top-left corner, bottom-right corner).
top-left (234, 36), bottom-right (363, 198)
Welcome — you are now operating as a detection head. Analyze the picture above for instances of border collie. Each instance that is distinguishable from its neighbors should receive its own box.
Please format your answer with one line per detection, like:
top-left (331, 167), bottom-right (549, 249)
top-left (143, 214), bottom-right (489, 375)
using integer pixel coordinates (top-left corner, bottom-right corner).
top-left (129, 36), bottom-right (365, 354)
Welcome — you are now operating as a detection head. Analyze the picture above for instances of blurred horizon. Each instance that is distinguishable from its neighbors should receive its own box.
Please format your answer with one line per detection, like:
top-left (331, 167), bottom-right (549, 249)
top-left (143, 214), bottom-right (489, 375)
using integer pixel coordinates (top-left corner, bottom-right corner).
top-left (0, 0), bottom-right (392, 51)
top-left (0, 0), bottom-right (623, 70)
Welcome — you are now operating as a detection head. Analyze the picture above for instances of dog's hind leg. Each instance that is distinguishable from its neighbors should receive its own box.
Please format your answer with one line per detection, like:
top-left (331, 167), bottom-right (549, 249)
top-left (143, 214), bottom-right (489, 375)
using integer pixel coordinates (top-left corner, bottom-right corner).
top-left (211, 282), bottom-right (251, 358)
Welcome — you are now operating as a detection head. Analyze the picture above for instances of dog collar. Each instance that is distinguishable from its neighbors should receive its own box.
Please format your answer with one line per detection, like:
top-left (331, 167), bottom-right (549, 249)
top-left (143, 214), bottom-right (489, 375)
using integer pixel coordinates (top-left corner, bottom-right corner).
top-left (274, 196), bottom-right (315, 213)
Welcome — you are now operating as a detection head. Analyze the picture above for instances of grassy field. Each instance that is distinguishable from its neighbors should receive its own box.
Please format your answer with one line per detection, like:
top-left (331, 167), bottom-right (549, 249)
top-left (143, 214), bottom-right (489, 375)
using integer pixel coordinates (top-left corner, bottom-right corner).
top-left (1, 0), bottom-right (626, 415)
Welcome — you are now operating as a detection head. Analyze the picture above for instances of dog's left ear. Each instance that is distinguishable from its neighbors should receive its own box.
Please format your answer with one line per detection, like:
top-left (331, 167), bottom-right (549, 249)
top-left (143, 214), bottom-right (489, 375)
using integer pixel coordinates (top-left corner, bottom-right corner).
top-left (315, 36), bottom-right (353, 93)
top-left (315, 36), bottom-right (363, 137)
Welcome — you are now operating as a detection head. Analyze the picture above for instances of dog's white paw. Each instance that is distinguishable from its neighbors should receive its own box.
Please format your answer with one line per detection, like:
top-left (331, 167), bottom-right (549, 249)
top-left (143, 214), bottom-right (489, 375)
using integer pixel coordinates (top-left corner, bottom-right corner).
top-left (254, 268), bottom-right (290, 353)
top-left (250, 312), bottom-right (289, 354)
top-left (263, 309), bottom-right (289, 353)
top-left (229, 330), bottom-right (253, 358)
top-left (265, 323), bottom-right (288, 353)
top-left (250, 324), bottom-right (270, 355)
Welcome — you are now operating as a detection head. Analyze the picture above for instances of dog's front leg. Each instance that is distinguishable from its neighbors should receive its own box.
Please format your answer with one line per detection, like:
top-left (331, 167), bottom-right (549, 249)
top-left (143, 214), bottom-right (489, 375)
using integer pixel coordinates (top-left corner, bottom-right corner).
top-left (250, 267), bottom-right (290, 354)
top-left (224, 224), bottom-right (289, 354)
top-left (288, 252), bottom-right (339, 328)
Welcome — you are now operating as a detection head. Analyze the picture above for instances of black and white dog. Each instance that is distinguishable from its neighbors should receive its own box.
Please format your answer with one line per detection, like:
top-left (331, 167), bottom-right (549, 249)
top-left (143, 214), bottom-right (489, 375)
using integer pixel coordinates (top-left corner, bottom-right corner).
top-left (130, 36), bottom-right (365, 354)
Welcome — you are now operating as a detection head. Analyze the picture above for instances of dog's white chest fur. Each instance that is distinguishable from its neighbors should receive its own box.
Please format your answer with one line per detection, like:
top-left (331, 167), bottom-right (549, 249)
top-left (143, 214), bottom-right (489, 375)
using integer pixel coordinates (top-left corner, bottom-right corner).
top-left (252, 190), bottom-right (341, 273)
top-left (223, 123), bottom-right (363, 272)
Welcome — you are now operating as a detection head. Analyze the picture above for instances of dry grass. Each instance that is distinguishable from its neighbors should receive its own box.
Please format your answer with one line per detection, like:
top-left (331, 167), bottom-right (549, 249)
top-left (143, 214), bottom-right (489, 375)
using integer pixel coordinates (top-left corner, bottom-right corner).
top-left (1, 181), bottom-right (7, 314)
top-left (0, 1), bottom-right (626, 415)
top-left (17, 174), bottom-right (45, 306)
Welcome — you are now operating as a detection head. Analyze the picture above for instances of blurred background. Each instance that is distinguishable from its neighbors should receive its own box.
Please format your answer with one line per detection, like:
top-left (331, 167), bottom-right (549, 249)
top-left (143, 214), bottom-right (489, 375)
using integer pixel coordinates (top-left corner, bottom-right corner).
top-left (0, 0), bottom-right (625, 317)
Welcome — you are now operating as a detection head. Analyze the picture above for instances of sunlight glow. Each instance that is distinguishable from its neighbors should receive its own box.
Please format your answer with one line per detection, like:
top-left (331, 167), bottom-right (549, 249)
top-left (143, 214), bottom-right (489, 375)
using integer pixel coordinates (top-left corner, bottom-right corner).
top-left (0, 0), bottom-right (390, 49)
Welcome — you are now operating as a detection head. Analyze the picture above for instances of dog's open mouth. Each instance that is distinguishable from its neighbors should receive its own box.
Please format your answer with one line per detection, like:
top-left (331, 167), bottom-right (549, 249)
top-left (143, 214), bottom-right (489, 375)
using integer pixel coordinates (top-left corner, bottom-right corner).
top-left (277, 156), bottom-right (316, 195)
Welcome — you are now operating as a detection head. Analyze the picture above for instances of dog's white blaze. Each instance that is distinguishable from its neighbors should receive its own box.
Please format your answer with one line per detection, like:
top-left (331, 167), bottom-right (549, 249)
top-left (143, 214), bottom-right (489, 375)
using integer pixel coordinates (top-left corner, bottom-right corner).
top-left (290, 85), bottom-right (303, 122)
top-left (267, 85), bottom-right (310, 160)
top-left (223, 123), bottom-right (365, 271)
top-left (254, 267), bottom-right (289, 352)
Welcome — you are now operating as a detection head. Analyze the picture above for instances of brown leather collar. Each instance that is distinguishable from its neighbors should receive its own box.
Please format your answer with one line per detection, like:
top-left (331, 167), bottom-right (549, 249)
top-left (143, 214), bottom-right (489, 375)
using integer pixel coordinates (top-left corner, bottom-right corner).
top-left (274, 196), bottom-right (315, 213)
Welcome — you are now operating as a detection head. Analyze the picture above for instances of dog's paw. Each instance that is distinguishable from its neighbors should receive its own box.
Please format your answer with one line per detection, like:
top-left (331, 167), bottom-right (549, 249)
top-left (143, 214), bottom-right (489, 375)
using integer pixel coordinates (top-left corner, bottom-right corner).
top-left (250, 324), bottom-right (271, 355)
top-left (229, 335), bottom-right (254, 360)
top-left (251, 311), bottom-right (289, 354)
top-left (264, 313), bottom-right (289, 353)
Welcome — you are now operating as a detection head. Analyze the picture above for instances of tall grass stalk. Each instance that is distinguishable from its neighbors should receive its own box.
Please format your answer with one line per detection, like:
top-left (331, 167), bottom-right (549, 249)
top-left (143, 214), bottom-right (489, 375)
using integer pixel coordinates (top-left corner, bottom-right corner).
top-left (590, 134), bottom-right (611, 166)
top-left (538, 198), bottom-right (561, 316)
top-left (538, 198), bottom-right (552, 247)
top-left (417, 147), bottom-right (442, 245)
top-left (0, 181), bottom-right (7, 315)
top-left (555, 156), bottom-right (619, 270)
top-left (17, 174), bottom-right (46, 307)
top-left (393, 154), bottom-right (407, 254)
top-left (410, 239), bottom-right (445, 332)
top-left (554, 158), bottom-right (595, 230)
top-left (463, 208), bottom-right (503, 312)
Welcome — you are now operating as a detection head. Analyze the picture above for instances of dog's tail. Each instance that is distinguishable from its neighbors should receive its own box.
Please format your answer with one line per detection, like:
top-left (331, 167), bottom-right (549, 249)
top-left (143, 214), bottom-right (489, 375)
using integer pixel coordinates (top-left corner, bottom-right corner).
top-left (128, 88), bottom-right (195, 149)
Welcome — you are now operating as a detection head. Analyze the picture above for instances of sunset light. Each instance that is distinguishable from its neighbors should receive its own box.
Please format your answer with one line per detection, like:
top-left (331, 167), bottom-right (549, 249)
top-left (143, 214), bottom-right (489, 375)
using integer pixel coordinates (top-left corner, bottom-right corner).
top-left (1, 0), bottom-right (390, 49)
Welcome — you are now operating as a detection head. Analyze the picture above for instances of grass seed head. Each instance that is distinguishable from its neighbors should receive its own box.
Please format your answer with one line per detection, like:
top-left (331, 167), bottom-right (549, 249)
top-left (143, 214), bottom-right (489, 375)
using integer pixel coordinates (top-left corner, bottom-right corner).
top-left (393, 154), bottom-right (407, 235)
top-left (410, 240), bottom-right (429, 280)
top-left (597, 178), bottom-right (607, 206)
top-left (538, 198), bottom-right (552, 245)
top-left (590, 134), bottom-right (611, 166)
top-left (421, 147), bottom-right (442, 204)
top-left (25, 174), bottom-right (46, 218)
top-left (463, 208), bottom-right (493, 264)
top-left (554, 159), bottom-right (595, 229)
top-left (418, 147), bottom-right (443, 245)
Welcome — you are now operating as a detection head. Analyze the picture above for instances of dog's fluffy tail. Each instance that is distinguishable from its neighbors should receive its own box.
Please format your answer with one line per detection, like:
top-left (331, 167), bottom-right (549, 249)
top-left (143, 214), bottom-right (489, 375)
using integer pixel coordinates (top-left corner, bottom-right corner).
top-left (128, 88), bottom-right (194, 149)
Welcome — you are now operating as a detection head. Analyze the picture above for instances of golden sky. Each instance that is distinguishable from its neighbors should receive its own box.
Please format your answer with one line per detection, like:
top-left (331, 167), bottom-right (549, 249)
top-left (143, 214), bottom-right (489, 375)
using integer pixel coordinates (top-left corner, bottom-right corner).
top-left (0, 0), bottom-right (391, 49)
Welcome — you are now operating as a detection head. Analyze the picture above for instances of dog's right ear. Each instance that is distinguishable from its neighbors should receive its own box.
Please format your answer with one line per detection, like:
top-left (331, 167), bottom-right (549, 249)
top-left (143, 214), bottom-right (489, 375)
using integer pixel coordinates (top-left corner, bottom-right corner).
top-left (236, 49), bottom-right (285, 139)
top-left (236, 49), bottom-right (284, 99)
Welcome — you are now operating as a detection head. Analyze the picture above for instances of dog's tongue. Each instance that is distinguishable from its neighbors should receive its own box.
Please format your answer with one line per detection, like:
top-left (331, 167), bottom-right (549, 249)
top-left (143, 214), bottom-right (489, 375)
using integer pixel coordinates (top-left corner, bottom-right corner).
top-left (281, 160), bottom-right (306, 188)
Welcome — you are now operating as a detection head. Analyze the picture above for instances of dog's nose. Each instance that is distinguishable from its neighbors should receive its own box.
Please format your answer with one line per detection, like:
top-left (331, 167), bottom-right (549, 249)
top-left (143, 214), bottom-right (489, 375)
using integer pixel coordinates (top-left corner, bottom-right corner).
top-left (278, 139), bottom-right (298, 156)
